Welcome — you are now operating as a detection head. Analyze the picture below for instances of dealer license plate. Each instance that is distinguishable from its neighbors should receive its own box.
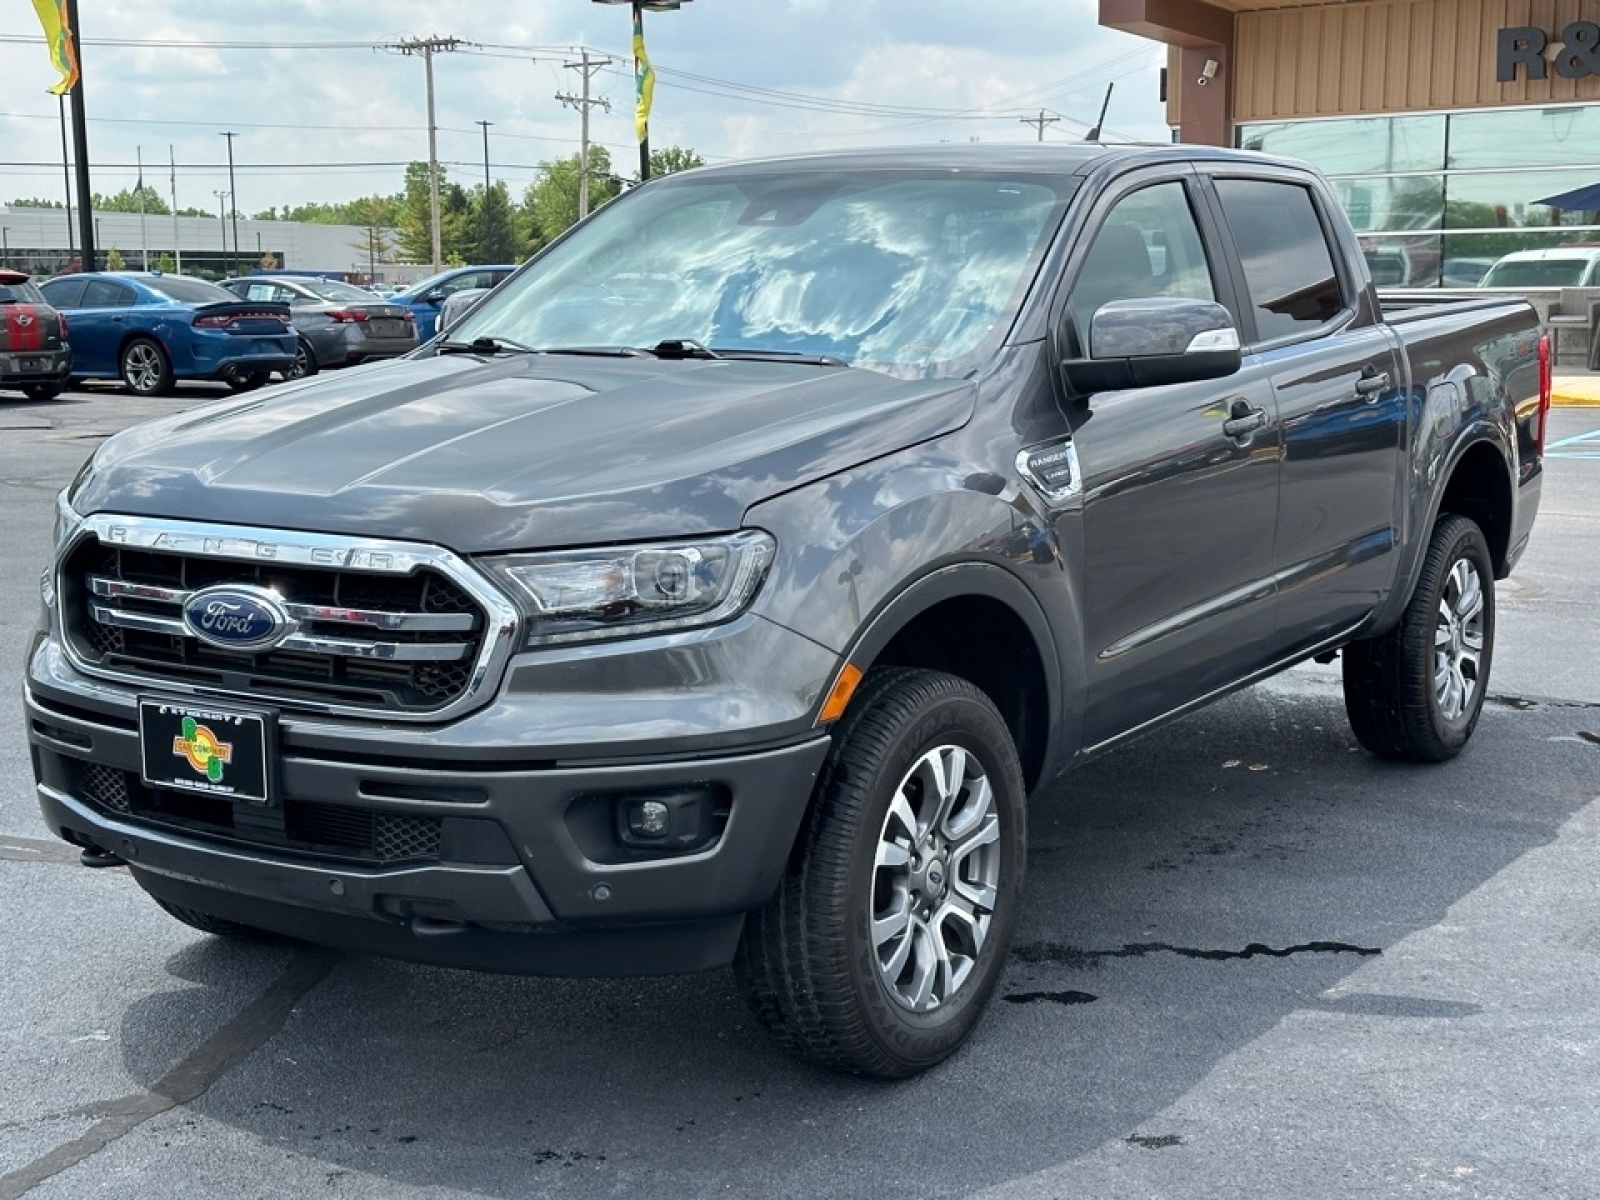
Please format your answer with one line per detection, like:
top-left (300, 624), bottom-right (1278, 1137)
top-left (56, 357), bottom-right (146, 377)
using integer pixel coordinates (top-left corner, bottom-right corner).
top-left (138, 699), bottom-right (274, 805)
top-left (18, 358), bottom-right (44, 373)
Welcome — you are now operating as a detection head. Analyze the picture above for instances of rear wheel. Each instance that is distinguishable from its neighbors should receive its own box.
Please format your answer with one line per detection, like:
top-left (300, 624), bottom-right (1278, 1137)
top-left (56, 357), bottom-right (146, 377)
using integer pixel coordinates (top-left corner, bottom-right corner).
top-left (22, 383), bottom-right (64, 402)
top-left (119, 337), bottom-right (174, 397)
top-left (285, 337), bottom-right (318, 381)
top-left (1343, 514), bottom-right (1495, 761)
top-left (225, 370), bottom-right (270, 393)
top-left (735, 668), bottom-right (1026, 1077)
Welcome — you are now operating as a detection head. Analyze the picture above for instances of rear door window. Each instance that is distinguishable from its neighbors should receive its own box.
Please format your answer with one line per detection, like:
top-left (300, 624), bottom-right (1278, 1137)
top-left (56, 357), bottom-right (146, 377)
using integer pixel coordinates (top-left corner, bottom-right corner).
top-left (82, 279), bottom-right (135, 308)
top-left (40, 277), bottom-right (88, 308)
top-left (1214, 178), bottom-right (1347, 343)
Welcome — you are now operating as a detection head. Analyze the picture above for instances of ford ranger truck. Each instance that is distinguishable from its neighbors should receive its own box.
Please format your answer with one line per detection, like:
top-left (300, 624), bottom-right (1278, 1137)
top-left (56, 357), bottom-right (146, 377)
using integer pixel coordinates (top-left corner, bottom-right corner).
top-left (26, 145), bottom-right (1547, 1077)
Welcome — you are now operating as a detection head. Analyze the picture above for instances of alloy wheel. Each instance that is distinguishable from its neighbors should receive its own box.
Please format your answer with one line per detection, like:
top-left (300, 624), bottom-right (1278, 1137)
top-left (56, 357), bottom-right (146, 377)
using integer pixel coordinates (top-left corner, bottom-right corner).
top-left (1433, 556), bottom-right (1485, 721)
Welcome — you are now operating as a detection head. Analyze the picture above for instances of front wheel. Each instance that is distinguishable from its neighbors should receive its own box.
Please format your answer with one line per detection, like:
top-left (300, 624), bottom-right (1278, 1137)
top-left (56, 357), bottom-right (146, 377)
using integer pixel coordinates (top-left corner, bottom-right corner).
top-left (735, 668), bottom-right (1026, 1077)
top-left (1342, 514), bottom-right (1495, 761)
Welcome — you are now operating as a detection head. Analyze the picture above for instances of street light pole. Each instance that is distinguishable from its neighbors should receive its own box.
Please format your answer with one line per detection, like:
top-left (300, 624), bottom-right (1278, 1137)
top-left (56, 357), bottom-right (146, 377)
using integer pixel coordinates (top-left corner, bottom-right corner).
top-left (476, 119), bottom-right (492, 256)
top-left (213, 189), bottom-right (229, 266)
top-left (220, 131), bottom-right (239, 273)
top-left (1, 227), bottom-right (9, 268)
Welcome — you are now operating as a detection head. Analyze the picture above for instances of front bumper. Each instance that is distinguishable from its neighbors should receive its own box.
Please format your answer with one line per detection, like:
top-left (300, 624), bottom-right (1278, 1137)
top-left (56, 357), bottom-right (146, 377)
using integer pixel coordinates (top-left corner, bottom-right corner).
top-left (26, 648), bottom-right (832, 975)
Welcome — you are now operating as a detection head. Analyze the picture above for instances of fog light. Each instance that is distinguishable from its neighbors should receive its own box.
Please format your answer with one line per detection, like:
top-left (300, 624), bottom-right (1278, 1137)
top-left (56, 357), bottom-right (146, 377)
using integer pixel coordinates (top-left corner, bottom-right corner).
top-left (627, 799), bottom-right (671, 839)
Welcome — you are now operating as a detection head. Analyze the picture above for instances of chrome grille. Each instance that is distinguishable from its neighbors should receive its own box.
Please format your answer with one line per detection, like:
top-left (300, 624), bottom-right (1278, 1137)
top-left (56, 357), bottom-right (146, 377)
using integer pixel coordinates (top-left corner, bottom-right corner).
top-left (64, 539), bottom-right (489, 713)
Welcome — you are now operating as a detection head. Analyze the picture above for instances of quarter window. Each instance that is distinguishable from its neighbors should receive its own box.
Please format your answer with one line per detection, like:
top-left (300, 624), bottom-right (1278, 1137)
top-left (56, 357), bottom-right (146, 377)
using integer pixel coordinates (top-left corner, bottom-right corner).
top-left (1215, 179), bottom-right (1345, 343)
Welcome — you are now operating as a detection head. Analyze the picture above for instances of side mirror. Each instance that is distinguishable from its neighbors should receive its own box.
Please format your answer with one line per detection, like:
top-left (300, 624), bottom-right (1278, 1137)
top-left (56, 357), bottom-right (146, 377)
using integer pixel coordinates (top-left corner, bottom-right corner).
top-left (1062, 297), bottom-right (1242, 393)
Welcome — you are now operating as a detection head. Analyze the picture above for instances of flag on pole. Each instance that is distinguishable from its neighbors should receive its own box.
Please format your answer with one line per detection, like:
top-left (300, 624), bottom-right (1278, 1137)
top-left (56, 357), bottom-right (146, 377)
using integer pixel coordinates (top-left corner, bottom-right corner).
top-left (633, 7), bottom-right (655, 145)
top-left (31, 0), bottom-right (79, 96)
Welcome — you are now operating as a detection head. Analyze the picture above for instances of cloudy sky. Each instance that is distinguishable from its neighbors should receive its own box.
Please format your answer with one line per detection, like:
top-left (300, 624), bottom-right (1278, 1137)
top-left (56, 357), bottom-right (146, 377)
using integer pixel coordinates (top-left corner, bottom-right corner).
top-left (0, 0), bottom-right (1170, 215)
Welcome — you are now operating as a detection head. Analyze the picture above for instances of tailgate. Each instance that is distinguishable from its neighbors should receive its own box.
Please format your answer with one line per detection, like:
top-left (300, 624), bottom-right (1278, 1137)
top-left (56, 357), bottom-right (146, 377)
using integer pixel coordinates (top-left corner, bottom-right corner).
top-left (1, 304), bottom-right (66, 353)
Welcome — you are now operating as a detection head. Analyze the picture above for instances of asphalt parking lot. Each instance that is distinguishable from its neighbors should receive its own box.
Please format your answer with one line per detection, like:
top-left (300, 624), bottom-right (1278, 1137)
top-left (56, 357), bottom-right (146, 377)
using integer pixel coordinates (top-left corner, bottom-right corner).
top-left (1, 383), bottom-right (1597, 1199)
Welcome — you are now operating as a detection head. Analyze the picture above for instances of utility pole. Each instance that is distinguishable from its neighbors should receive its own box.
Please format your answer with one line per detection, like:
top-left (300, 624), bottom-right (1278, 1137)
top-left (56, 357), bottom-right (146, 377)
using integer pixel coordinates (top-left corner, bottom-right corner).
top-left (556, 49), bottom-right (612, 219)
top-left (396, 36), bottom-right (461, 272)
top-left (1020, 110), bottom-right (1060, 141)
top-left (220, 131), bottom-right (239, 272)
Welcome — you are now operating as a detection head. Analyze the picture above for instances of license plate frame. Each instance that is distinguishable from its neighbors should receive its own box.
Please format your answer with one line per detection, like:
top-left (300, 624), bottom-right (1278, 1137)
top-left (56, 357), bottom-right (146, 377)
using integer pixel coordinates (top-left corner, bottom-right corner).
top-left (138, 698), bottom-right (276, 806)
top-left (18, 358), bottom-right (44, 373)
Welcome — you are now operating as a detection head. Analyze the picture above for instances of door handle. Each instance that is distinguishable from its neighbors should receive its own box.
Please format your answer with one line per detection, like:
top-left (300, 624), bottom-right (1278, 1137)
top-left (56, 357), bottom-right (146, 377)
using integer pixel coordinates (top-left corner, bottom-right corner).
top-left (1354, 367), bottom-right (1390, 396)
top-left (1222, 407), bottom-right (1267, 439)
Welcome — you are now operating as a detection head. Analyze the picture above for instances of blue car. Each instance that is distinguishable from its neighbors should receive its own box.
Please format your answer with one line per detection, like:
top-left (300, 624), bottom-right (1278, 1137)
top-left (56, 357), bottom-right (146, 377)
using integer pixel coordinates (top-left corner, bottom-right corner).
top-left (388, 265), bottom-right (515, 341)
top-left (38, 272), bottom-right (296, 397)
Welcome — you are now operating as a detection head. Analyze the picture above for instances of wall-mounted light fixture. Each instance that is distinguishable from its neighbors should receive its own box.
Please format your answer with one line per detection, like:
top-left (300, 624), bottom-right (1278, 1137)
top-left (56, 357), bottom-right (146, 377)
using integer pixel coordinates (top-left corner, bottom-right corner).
top-left (1197, 58), bottom-right (1220, 86)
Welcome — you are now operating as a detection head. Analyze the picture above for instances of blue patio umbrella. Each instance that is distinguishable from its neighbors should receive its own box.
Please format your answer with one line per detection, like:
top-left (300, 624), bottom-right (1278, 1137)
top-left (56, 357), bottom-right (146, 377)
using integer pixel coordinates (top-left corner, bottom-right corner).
top-left (1534, 182), bottom-right (1600, 210)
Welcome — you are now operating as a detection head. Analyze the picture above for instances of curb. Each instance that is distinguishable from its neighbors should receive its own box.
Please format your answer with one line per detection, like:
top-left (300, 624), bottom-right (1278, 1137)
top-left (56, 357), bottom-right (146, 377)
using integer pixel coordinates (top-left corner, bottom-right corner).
top-left (1551, 378), bottom-right (1600, 407)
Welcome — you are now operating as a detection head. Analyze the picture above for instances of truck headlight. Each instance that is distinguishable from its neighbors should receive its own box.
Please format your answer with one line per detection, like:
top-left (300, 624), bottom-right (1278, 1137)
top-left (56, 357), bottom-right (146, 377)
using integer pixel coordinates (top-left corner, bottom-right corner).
top-left (481, 530), bottom-right (775, 646)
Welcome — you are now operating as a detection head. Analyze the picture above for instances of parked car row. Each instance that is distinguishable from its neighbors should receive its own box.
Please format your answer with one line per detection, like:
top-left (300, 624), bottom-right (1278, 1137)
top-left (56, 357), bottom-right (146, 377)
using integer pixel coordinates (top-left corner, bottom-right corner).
top-left (2, 263), bottom-right (518, 401)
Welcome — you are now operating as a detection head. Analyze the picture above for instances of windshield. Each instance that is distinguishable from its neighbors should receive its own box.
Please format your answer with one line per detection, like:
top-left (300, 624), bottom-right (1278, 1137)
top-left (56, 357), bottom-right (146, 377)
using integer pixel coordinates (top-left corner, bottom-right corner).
top-left (1480, 258), bottom-right (1594, 288)
top-left (141, 275), bottom-right (240, 305)
top-left (451, 169), bottom-right (1073, 377)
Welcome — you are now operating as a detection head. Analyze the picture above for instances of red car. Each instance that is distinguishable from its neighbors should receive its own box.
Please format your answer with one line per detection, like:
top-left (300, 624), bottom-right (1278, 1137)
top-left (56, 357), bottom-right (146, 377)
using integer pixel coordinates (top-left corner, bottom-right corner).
top-left (0, 269), bottom-right (72, 401)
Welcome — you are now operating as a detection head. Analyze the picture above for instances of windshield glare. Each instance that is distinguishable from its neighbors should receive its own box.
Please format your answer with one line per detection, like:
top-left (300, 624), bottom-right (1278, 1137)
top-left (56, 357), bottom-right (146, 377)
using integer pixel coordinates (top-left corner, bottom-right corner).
top-left (453, 171), bottom-right (1071, 376)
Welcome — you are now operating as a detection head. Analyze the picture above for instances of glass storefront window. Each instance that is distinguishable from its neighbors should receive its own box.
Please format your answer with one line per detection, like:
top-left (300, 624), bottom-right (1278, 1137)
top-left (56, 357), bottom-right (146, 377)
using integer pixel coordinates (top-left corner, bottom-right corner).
top-left (1237, 115), bottom-right (1446, 175)
top-left (1443, 171), bottom-right (1600, 229)
top-left (1446, 106), bottom-right (1600, 170)
top-left (1332, 176), bottom-right (1443, 231)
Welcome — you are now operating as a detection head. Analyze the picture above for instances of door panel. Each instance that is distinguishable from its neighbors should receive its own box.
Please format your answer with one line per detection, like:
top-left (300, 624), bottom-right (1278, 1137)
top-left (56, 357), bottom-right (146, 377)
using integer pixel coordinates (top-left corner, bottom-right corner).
top-left (1259, 330), bottom-right (1405, 646)
top-left (1072, 362), bottom-right (1282, 748)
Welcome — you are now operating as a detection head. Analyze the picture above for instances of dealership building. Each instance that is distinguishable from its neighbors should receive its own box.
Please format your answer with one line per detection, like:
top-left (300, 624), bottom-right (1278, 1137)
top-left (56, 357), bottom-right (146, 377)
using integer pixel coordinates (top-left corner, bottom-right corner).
top-left (0, 205), bottom-right (416, 287)
top-left (1103, 0), bottom-right (1600, 290)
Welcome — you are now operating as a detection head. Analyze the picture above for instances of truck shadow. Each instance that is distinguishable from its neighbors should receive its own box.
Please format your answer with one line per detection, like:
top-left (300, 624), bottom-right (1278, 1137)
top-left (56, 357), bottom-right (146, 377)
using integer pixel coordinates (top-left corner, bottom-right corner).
top-left (115, 680), bottom-right (1595, 1197)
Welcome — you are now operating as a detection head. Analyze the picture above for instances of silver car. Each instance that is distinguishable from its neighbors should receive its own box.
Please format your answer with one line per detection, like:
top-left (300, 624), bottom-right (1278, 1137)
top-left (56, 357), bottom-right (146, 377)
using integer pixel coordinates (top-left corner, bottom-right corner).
top-left (221, 276), bottom-right (419, 380)
top-left (436, 286), bottom-right (492, 338)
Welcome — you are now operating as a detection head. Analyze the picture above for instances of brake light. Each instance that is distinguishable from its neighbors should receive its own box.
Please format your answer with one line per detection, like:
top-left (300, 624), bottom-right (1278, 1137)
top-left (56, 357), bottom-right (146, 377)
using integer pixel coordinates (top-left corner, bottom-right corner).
top-left (1536, 332), bottom-right (1552, 458)
top-left (193, 314), bottom-right (231, 328)
top-left (327, 309), bottom-right (370, 323)
top-left (193, 309), bottom-right (289, 329)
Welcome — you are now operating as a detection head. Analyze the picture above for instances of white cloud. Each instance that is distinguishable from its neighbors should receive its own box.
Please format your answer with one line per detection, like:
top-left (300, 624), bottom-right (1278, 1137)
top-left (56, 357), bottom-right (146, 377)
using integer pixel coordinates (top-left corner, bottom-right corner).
top-left (0, 1), bottom-right (1168, 212)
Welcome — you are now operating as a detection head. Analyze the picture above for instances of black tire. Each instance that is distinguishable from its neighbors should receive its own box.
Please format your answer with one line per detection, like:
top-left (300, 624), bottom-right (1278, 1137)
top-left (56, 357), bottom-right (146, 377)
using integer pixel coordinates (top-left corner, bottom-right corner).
top-left (225, 370), bottom-right (270, 393)
top-left (153, 897), bottom-right (273, 940)
top-left (285, 337), bottom-right (318, 381)
top-left (735, 667), bottom-right (1026, 1077)
top-left (118, 337), bottom-right (174, 397)
top-left (1342, 514), bottom-right (1495, 762)
top-left (22, 383), bottom-right (64, 402)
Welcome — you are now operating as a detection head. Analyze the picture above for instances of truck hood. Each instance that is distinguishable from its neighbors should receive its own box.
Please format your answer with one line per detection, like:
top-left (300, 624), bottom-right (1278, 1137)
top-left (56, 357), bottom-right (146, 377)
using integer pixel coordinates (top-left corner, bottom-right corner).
top-left (72, 352), bottom-right (976, 551)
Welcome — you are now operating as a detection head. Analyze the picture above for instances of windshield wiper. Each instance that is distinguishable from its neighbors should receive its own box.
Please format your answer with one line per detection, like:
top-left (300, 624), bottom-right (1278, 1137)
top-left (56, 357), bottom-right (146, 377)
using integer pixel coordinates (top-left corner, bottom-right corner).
top-left (436, 335), bottom-right (539, 356)
top-left (706, 347), bottom-right (846, 367)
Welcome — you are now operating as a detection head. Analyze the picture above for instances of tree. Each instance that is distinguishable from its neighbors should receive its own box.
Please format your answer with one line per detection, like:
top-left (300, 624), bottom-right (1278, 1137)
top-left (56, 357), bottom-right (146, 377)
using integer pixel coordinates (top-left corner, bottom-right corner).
top-left (650, 145), bottom-right (704, 178)
top-left (8, 196), bottom-right (64, 209)
top-left (104, 246), bottom-right (126, 270)
top-left (156, 252), bottom-right (176, 273)
top-left (469, 182), bottom-right (524, 263)
top-left (93, 186), bottom-right (170, 215)
top-left (525, 146), bottom-right (618, 247)
top-left (346, 195), bottom-right (397, 279)
top-left (396, 161), bottom-right (443, 264)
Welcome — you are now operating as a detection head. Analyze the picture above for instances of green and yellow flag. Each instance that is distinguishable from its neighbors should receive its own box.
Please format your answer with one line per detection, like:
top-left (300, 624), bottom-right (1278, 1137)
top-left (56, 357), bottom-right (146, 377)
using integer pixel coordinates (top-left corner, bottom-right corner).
top-left (633, 6), bottom-right (655, 144)
top-left (32, 0), bottom-right (79, 95)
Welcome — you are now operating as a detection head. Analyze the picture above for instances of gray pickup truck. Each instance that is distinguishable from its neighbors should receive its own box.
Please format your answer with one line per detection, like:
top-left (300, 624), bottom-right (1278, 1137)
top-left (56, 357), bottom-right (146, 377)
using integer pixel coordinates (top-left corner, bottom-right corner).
top-left (26, 145), bottom-right (1548, 1077)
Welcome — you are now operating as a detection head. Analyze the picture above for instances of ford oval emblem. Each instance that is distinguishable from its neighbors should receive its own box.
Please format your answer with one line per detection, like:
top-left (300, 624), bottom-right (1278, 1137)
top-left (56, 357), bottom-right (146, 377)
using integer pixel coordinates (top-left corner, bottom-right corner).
top-left (181, 585), bottom-right (295, 652)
